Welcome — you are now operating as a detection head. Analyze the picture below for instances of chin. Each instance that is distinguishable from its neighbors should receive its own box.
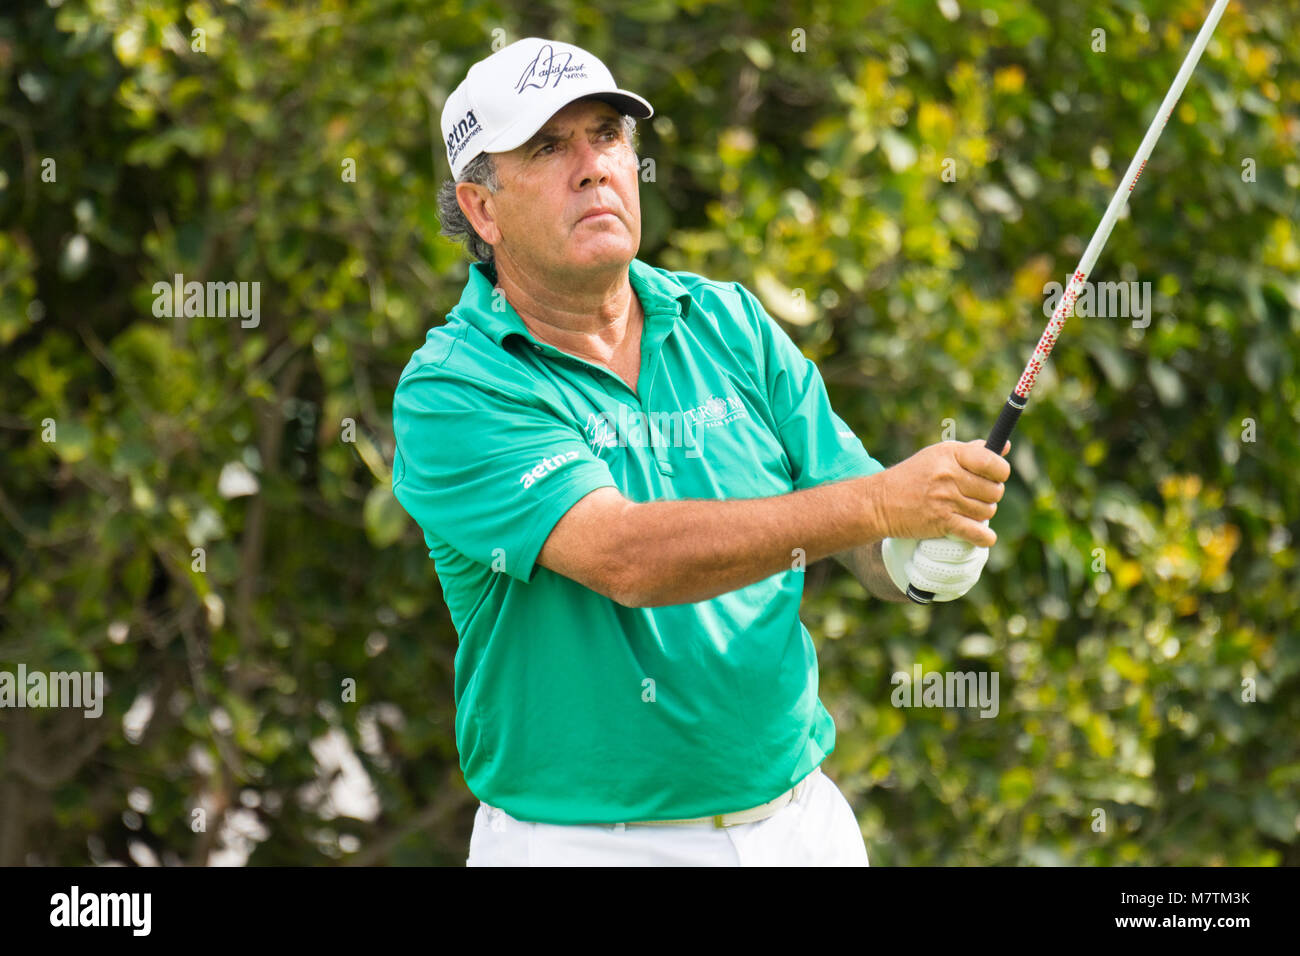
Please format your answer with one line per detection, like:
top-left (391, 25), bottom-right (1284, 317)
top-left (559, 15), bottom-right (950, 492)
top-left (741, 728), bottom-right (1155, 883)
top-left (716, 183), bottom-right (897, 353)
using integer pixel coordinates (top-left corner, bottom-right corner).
top-left (569, 237), bottom-right (637, 270)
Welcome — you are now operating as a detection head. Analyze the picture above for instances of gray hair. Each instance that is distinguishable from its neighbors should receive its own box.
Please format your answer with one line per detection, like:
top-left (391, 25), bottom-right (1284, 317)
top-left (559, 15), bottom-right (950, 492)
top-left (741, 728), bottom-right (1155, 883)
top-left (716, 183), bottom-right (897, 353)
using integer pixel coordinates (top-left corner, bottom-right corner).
top-left (436, 113), bottom-right (639, 264)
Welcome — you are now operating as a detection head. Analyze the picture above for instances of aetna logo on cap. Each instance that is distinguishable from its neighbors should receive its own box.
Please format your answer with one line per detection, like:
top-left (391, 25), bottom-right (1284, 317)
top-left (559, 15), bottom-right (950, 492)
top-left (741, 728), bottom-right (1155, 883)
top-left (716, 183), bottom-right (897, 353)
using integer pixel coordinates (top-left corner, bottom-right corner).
top-left (447, 109), bottom-right (482, 163)
top-left (515, 44), bottom-right (588, 93)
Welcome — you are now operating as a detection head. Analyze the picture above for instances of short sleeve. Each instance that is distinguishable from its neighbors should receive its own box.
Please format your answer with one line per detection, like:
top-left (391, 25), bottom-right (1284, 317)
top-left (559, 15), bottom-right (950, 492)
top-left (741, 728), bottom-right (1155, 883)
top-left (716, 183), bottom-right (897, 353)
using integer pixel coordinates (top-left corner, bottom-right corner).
top-left (732, 281), bottom-right (885, 490)
top-left (391, 372), bottom-right (618, 581)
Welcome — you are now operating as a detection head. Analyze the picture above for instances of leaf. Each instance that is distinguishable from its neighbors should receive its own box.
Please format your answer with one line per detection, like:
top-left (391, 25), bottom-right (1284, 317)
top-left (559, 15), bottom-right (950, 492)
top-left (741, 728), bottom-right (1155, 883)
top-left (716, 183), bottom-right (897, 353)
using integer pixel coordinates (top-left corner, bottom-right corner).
top-left (1147, 358), bottom-right (1185, 406)
top-left (880, 129), bottom-right (917, 172)
top-left (753, 269), bottom-right (819, 326)
top-left (363, 484), bottom-right (408, 549)
top-left (50, 419), bottom-right (92, 463)
top-left (999, 768), bottom-right (1035, 808)
top-left (740, 38), bottom-right (773, 70)
top-left (1087, 341), bottom-right (1133, 391)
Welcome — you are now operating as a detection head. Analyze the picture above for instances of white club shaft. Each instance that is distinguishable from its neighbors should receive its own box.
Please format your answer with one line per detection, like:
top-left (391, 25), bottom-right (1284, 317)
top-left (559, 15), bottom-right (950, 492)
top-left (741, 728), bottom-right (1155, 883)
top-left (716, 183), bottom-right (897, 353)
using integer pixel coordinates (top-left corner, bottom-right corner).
top-left (1013, 0), bottom-right (1230, 399)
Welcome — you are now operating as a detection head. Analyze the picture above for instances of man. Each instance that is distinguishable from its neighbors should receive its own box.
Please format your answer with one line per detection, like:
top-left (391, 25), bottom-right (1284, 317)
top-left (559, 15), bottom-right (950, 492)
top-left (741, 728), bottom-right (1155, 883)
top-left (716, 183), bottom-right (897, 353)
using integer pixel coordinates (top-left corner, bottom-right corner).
top-left (392, 37), bottom-right (1011, 866)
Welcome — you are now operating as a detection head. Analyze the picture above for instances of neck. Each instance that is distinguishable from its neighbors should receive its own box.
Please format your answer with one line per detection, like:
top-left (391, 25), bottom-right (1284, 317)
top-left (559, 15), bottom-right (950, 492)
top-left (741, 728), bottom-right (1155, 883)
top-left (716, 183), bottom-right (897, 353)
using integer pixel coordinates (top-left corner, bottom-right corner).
top-left (492, 255), bottom-right (641, 356)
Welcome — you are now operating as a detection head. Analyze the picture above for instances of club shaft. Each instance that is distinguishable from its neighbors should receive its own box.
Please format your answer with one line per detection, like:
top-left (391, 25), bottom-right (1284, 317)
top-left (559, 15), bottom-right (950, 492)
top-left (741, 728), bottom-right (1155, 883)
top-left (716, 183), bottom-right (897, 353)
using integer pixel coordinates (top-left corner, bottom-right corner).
top-left (907, 0), bottom-right (1231, 607)
top-left (999, 0), bottom-right (1230, 416)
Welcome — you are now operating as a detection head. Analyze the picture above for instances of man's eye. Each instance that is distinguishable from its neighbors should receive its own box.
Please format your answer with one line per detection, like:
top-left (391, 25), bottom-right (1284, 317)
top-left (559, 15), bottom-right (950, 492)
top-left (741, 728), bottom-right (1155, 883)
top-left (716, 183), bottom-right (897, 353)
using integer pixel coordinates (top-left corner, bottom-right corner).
top-left (534, 131), bottom-right (617, 157)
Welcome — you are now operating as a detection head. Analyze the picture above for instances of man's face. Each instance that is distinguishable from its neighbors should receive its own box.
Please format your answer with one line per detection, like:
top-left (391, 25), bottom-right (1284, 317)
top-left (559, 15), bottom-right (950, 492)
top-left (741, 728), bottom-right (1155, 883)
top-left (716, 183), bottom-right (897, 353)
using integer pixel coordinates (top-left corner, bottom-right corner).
top-left (463, 97), bottom-right (641, 278)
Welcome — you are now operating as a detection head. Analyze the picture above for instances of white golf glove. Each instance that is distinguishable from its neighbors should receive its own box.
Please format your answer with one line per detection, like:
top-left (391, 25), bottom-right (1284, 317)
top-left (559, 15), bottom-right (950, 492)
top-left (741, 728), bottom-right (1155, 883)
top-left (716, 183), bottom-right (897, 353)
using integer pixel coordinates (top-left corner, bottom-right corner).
top-left (881, 520), bottom-right (991, 603)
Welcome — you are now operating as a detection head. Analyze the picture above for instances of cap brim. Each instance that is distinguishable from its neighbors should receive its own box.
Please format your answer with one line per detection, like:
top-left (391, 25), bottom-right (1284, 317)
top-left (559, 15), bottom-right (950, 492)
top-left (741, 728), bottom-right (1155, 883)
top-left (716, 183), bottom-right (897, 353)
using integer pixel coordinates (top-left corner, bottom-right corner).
top-left (585, 90), bottom-right (654, 120)
top-left (480, 89), bottom-right (654, 156)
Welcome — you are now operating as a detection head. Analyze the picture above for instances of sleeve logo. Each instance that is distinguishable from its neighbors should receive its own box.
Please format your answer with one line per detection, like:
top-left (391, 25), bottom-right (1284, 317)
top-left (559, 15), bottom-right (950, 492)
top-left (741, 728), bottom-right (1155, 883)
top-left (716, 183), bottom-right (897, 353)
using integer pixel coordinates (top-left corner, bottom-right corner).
top-left (519, 449), bottom-right (580, 489)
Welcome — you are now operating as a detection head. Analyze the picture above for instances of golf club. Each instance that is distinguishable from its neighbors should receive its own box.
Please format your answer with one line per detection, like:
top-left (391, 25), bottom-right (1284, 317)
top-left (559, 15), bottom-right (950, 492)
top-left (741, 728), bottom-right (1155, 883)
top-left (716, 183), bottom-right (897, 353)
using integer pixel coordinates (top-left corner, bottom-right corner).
top-left (906, 0), bottom-right (1232, 604)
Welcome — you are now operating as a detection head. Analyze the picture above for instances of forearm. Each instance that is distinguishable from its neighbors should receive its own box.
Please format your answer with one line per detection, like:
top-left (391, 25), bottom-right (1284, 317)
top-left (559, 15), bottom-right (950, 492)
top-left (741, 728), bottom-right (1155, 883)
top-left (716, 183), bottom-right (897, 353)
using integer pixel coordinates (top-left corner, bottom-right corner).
top-left (618, 473), bottom-right (888, 606)
top-left (834, 539), bottom-right (909, 603)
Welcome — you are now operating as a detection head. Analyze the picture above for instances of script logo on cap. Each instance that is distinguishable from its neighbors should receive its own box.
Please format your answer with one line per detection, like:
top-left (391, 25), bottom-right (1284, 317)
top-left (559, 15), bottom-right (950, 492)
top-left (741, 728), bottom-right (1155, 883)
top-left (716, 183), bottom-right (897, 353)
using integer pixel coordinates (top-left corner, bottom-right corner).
top-left (515, 44), bottom-right (589, 93)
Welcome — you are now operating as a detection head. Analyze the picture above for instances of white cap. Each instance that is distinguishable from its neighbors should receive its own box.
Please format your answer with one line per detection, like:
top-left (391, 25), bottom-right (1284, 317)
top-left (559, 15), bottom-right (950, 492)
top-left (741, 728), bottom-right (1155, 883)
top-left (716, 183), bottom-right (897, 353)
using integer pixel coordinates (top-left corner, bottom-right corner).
top-left (441, 37), bottom-right (653, 180)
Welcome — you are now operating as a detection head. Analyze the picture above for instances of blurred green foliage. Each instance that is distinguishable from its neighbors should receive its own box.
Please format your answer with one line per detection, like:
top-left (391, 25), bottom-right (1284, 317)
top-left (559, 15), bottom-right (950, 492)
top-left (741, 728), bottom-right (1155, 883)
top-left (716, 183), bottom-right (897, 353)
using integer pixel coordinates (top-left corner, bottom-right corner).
top-left (1, 0), bottom-right (1297, 866)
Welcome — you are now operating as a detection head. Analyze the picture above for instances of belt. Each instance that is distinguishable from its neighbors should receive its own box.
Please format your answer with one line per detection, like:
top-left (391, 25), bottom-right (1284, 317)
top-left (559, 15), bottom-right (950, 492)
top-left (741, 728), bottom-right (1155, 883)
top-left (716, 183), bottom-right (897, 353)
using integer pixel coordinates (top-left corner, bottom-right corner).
top-left (624, 766), bottom-right (820, 829)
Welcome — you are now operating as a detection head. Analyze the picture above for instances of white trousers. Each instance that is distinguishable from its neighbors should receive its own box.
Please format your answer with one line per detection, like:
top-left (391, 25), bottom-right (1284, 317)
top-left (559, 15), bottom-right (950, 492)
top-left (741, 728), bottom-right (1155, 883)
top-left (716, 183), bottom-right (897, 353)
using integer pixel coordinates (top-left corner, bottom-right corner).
top-left (466, 767), bottom-right (870, 866)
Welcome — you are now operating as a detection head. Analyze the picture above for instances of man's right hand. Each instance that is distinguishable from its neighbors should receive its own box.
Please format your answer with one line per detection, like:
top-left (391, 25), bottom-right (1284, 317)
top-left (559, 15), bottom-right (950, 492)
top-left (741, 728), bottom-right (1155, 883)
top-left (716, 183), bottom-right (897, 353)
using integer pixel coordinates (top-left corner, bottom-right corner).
top-left (871, 439), bottom-right (1012, 548)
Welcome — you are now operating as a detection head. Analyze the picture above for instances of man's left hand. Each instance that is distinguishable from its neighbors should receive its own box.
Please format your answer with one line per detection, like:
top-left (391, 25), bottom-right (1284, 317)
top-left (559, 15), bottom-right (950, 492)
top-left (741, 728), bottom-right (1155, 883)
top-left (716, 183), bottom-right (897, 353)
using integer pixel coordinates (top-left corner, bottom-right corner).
top-left (881, 524), bottom-right (991, 602)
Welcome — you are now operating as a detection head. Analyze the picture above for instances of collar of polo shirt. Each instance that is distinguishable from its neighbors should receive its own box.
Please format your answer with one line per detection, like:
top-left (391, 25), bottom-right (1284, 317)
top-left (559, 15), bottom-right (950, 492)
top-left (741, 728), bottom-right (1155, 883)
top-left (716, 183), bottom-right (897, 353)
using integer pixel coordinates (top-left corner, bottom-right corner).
top-left (455, 258), bottom-right (694, 353)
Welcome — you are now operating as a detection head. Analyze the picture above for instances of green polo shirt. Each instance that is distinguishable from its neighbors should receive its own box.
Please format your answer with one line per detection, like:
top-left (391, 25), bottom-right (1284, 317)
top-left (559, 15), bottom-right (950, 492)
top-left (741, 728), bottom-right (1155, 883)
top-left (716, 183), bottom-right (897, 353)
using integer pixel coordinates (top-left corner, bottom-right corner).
top-left (391, 256), bottom-right (884, 825)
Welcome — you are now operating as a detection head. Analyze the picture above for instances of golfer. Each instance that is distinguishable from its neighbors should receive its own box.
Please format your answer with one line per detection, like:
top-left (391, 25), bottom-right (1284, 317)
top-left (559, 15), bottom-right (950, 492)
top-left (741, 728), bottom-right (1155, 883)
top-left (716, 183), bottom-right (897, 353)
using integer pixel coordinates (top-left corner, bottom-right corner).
top-left (392, 37), bottom-right (1011, 866)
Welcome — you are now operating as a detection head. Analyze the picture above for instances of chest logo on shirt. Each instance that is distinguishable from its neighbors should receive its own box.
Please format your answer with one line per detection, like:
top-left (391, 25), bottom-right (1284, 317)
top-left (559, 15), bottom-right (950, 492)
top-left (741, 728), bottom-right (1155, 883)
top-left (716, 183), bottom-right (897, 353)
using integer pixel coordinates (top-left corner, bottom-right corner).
top-left (693, 394), bottom-right (747, 426)
top-left (584, 394), bottom-right (750, 458)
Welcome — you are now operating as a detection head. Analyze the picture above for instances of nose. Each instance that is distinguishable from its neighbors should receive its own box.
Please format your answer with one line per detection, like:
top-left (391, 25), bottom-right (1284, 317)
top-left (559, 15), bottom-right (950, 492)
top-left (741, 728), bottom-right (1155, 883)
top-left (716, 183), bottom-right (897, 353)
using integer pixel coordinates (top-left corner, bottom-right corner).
top-left (571, 138), bottom-right (613, 189)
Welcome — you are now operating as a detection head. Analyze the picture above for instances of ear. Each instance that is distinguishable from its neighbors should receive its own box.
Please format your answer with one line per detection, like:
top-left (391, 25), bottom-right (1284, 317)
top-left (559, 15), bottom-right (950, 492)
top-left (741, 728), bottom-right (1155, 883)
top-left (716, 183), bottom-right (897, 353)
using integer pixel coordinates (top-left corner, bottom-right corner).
top-left (456, 179), bottom-right (503, 246)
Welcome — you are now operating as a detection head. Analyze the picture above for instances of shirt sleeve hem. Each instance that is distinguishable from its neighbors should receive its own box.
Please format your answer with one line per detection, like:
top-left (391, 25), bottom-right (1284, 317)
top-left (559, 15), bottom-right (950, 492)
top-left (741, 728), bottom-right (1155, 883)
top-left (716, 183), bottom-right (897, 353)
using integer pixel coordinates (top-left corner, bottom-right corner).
top-left (798, 451), bottom-right (885, 490)
top-left (513, 469), bottom-right (620, 583)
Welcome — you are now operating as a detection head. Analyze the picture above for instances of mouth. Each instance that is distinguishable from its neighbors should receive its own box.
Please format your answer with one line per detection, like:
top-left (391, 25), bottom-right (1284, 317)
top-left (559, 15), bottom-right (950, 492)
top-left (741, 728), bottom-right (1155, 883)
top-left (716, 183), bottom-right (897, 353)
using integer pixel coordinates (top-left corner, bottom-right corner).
top-left (578, 209), bottom-right (618, 224)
